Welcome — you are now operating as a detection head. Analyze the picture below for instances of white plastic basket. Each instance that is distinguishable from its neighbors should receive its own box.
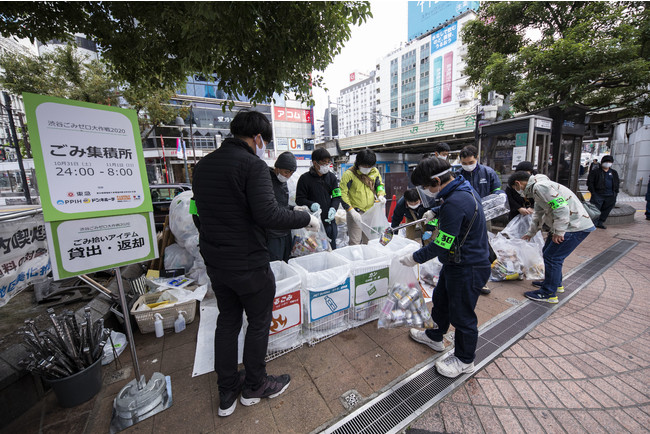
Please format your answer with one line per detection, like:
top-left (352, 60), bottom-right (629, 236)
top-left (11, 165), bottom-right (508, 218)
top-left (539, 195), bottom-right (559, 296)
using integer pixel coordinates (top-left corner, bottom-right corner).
top-left (266, 261), bottom-right (304, 361)
top-left (288, 252), bottom-right (351, 345)
top-left (332, 245), bottom-right (392, 327)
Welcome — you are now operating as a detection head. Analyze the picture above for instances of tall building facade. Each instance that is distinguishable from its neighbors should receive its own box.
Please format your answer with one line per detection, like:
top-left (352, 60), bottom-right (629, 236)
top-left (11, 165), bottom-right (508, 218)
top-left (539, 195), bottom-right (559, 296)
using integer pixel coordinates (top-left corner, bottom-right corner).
top-left (337, 71), bottom-right (376, 138)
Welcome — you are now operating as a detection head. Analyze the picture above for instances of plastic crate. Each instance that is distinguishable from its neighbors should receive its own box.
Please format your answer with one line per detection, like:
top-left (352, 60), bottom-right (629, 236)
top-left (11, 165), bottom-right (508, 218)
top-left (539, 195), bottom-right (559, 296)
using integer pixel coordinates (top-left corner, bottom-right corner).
top-left (266, 261), bottom-right (304, 361)
top-left (332, 245), bottom-right (392, 327)
top-left (288, 252), bottom-right (351, 345)
top-left (130, 291), bottom-right (197, 334)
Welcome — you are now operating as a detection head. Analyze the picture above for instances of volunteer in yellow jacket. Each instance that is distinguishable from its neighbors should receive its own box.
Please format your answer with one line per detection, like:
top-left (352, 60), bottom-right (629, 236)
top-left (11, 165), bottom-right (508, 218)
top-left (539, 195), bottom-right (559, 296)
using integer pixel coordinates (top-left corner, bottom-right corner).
top-left (340, 149), bottom-right (386, 245)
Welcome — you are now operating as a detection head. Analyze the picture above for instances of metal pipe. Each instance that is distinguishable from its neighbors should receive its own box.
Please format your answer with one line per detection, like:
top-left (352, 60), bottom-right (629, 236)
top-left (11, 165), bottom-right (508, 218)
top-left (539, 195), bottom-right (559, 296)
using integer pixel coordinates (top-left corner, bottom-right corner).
top-left (78, 274), bottom-right (118, 300)
top-left (0, 208), bottom-right (43, 222)
top-left (115, 267), bottom-right (143, 388)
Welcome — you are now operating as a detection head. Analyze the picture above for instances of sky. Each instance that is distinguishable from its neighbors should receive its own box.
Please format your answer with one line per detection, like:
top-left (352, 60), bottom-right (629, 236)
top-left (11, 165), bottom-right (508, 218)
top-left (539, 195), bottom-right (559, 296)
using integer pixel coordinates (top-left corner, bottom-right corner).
top-left (311, 1), bottom-right (409, 125)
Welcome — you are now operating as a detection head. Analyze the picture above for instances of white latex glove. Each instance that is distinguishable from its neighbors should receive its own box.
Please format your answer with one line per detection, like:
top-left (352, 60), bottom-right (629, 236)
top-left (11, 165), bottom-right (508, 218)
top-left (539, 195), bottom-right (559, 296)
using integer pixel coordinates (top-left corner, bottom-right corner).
top-left (347, 208), bottom-right (362, 224)
top-left (378, 195), bottom-right (386, 204)
top-left (310, 203), bottom-right (321, 213)
top-left (399, 253), bottom-right (418, 267)
top-left (294, 205), bottom-right (309, 212)
top-left (306, 215), bottom-right (321, 232)
top-left (423, 210), bottom-right (436, 222)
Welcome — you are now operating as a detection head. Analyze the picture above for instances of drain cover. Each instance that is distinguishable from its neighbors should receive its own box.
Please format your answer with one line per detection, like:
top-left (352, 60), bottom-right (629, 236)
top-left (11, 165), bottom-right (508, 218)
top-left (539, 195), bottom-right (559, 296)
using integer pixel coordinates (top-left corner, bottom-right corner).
top-left (340, 390), bottom-right (362, 410)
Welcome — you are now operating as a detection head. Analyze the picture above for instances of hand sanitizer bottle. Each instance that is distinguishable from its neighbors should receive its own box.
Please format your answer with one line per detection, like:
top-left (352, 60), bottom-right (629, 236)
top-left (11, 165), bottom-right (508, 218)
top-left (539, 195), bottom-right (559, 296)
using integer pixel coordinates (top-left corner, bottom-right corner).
top-left (174, 311), bottom-right (186, 333)
top-left (154, 313), bottom-right (164, 338)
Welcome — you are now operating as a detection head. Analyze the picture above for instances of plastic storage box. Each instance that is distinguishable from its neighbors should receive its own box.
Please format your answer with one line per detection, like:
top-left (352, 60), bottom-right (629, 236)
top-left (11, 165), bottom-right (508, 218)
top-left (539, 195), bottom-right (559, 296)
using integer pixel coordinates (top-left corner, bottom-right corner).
top-left (266, 261), bottom-right (304, 361)
top-left (332, 245), bottom-right (392, 327)
top-left (288, 252), bottom-right (351, 345)
top-left (130, 291), bottom-right (197, 334)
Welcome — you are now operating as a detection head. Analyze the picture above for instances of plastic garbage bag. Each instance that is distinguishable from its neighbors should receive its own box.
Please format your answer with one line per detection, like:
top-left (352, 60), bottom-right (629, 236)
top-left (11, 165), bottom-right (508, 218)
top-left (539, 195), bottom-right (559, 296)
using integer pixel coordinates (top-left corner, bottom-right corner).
top-left (102, 330), bottom-right (127, 365)
top-left (360, 202), bottom-right (388, 240)
top-left (419, 258), bottom-right (442, 287)
top-left (489, 233), bottom-right (524, 281)
top-left (378, 263), bottom-right (435, 329)
top-left (169, 191), bottom-right (197, 246)
top-left (482, 193), bottom-right (509, 221)
top-left (164, 243), bottom-right (195, 273)
top-left (290, 211), bottom-right (331, 257)
top-left (501, 214), bottom-right (531, 240)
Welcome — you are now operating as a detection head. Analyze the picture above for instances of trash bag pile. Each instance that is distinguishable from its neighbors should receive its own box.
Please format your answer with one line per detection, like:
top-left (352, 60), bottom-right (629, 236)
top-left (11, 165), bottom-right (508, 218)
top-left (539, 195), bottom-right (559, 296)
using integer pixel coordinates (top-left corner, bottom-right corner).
top-left (290, 211), bottom-right (332, 257)
top-left (378, 283), bottom-right (436, 329)
top-left (489, 215), bottom-right (545, 282)
top-left (482, 193), bottom-right (510, 221)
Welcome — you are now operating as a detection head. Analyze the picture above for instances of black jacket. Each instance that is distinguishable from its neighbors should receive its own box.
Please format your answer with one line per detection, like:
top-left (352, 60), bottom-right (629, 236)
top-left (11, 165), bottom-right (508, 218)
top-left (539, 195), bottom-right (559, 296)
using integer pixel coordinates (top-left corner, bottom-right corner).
top-left (391, 196), bottom-right (426, 227)
top-left (505, 185), bottom-right (535, 220)
top-left (192, 138), bottom-right (310, 270)
top-left (295, 167), bottom-right (342, 225)
top-left (268, 168), bottom-right (293, 239)
top-left (587, 167), bottom-right (619, 195)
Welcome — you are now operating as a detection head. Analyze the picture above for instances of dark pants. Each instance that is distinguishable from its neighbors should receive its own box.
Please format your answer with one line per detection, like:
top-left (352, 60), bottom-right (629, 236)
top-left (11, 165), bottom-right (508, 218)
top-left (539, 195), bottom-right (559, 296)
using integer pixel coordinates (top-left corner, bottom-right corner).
top-left (425, 264), bottom-right (491, 364)
top-left (538, 228), bottom-right (593, 296)
top-left (324, 221), bottom-right (338, 250)
top-left (645, 183), bottom-right (650, 218)
top-left (590, 193), bottom-right (616, 224)
top-left (268, 234), bottom-right (292, 262)
top-left (207, 264), bottom-right (276, 392)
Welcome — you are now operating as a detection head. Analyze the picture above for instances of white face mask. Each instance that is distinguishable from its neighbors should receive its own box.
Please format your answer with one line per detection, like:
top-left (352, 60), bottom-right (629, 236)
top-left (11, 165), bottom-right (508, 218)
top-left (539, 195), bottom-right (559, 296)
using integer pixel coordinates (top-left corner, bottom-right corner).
top-left (255, 135), bottom-right (266, 159)
top-left (462, 163), bottom-right (477, 172)
top-left (276, 173), bottom-right (289, 183)
top-left (407, 203), bottom-right (421, 209)
top-left (602, 162), bottom-right (613, 169)
top-left (317, 164), bottom-right (330, 175)
top-left (359, 166), bottom-right (372, 175)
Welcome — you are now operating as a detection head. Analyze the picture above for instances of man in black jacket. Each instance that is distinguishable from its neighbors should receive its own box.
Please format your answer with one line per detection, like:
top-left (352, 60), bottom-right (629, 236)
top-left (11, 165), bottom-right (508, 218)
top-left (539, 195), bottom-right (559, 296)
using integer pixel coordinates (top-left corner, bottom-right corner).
top-left (587, 155), bottom-right (619, 229)
top-left (296, 148), bottom-right (342, 249)
top-left (192, 110), bottom-right (318, 417)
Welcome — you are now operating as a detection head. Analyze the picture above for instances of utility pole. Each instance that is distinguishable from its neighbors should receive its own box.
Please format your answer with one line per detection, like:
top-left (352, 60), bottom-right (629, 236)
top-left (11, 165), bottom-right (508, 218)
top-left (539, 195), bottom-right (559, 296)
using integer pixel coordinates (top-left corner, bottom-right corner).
top-left (3, 92), bottom-right (32, 204)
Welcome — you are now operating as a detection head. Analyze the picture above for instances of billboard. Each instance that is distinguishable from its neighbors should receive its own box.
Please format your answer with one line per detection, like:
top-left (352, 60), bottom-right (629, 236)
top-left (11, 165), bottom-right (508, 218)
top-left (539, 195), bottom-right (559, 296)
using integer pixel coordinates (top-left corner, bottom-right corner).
top-left (273, 107), bottom-right (312, 124)
top-left (408, 1), bottom-right (479, 41)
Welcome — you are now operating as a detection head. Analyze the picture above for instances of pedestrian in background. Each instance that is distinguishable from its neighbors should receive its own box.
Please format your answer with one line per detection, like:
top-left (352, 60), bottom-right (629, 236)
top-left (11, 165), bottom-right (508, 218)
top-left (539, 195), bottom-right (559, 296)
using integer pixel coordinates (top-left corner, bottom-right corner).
top-left (296, 148), bottom-right (342, 249)
top-left (587, 155), bottom-right (619, 229)
top-left (192, 110), bottom-right (319, 417)
top-left (340, 149), bottom-right (386, 245)
top-left (505, 161), bottom-right (536, 221)
top-left (588, 158), bottom-right (599, 173)
top-left (509, 171), bottom-right (595, 303)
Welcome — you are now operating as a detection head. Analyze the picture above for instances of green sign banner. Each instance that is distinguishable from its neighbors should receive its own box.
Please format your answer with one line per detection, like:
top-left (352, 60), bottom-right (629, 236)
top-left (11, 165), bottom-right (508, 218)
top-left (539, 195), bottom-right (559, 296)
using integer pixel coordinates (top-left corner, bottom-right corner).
top-left (354, 267), bottom-right (389, 305)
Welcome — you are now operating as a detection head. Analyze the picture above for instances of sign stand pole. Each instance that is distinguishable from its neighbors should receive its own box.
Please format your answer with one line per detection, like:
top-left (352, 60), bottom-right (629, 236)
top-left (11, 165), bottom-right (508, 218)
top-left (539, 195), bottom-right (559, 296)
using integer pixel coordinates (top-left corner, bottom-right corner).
top-left (114, 267), bottom-right (143, 385)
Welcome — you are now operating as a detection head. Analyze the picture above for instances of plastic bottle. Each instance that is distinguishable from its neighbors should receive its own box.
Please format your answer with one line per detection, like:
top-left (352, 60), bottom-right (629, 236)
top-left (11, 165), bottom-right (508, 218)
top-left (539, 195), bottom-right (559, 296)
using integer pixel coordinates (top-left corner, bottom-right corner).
top-left (154, 313), bottom-right (164, 338)
top-left (174, 311), bottom-right (186, 333)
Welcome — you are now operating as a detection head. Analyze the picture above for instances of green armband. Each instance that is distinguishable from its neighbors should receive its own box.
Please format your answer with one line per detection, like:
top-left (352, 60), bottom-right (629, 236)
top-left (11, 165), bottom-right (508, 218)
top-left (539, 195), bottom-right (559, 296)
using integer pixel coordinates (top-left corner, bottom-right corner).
top-left (331, 188), bottom-right (341, 198)
top-left (548, 197), bottom-right (567, 210)
top-left (189, 199), bottom-right (198, 216)
top-left (428, 218), bottom-right (438, 227)
top-left (434, 230), bottom-right (455, 250)
top-left (376, 184), bottom-right (385, 194)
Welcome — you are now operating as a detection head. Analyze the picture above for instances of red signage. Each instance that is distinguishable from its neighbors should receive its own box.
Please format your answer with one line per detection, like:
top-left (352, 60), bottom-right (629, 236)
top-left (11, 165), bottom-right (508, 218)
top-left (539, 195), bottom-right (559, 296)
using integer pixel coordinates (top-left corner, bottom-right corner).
top-left (270, 290), bottom-right (302, 335)
top-left (273, 107), bottom-right (312, 124)
top-left (350, 72), bottom-right (356, 82)
top-left (442, 52), bottom-right (453, 103)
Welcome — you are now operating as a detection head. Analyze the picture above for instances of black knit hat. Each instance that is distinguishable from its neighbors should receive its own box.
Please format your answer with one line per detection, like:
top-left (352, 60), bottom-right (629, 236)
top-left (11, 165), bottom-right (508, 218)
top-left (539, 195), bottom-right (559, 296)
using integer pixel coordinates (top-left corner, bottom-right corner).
top-left (275, 151), bottom-right (297, 171)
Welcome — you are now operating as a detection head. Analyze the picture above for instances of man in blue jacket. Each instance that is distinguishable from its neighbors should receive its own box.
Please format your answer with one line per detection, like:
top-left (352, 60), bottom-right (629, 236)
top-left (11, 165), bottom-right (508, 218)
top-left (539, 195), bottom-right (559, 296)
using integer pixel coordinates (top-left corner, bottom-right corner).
top-left (459, 145), bottom-right (502, 198)
top-left (399, 157), bottom-right (491, 378)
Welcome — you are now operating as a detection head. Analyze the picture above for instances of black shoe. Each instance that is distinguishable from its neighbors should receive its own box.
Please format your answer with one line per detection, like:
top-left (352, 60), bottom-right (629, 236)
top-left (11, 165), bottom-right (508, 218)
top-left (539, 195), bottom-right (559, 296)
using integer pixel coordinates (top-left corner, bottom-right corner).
top-left (596, 223), bottom-right (606, 229)
top-left (532, 280), bottom-right (543, 287)
top-left (218, 369), bottom-right (246, 417)
top-left (480, 285), bottom-right (491, 295)
top-left (240, 374), bottom-right (291, 406)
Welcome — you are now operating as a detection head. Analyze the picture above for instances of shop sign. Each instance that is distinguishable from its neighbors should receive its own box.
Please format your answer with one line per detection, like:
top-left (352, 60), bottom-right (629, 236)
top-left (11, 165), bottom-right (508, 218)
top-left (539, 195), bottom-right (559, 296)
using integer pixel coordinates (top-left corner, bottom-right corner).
top-left (273, 107), bottom-right (312, 124)
top-left (536, 119), bottom-right (552, 130)
top-left (270, 290), bottom-right (301, 335)
top-left (307, 278), bottom-right (350, 322)
top-left (354, 267), bottom-right (389, 305)
top-left (289, 138), bottom-right (304, 150)
top-left (512, 147), bottom-right (527, 170)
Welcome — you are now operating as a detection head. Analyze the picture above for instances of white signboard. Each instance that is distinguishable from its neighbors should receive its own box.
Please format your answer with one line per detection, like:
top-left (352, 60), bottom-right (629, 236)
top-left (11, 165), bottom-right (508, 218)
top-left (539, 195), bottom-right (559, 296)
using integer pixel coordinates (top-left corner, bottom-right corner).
top-left (307, 278), bottom-right (351, 322)
top-left (276, 137), bottom-right (289, 151)
top-left (270, 290), bottom-right (301, 335)
top-left (511, 146), bottom-right (528, 170)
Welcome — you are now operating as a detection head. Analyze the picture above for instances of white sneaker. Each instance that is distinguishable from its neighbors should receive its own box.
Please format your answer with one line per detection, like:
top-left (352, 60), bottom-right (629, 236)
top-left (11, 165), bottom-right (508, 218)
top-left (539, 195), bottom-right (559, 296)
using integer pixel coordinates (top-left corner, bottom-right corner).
top-left (409, 328), bottom-right (444, 352)
top-left (435, 354), bottom-right (475, 378)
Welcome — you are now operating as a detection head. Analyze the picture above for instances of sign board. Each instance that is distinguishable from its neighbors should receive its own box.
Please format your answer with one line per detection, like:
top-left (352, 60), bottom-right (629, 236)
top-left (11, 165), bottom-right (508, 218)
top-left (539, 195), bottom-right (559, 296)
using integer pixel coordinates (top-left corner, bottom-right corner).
top-left (270, 290), bottom-right (302, 335)
top-left (273, 107), bottom-right (312, 124)
top-left (307, 278), bottom-right (350, 322)
top-left (353, 267), bottom-right (389, 305)
top-left (516, 133), bottom-right (528, 147)
top-left (0, 214), bottom-right (50, 307)
top-left (535, 119), bottom-right (552, 130)
top-left (431, 22), bottom-right (457, 53)
top-left (276, 137), bottom-right (288, 151)
top-left (288, 138), bottom-right (304, 151)
top-left (512, 146), bottom-right (527, 170)
top-left (408, 1), bottom-right (479, 41)
top-left (46, 213), bottom-right (158, 280)
top-left (23, 93), bottom-right (152, 222)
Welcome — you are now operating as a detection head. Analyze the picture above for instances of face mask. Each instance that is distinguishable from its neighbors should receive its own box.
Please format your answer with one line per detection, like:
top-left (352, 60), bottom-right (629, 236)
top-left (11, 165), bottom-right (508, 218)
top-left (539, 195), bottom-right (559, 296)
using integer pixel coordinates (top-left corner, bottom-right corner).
top-left (255, 136), bottom-right (266, 159)
top-left (407, 203), bottom-right (421, 209)
top-left (359, 167), bottom-right (372, 175)
top-left (318, 164), bottom-right (330, 175)
top-left (515, 182), bottom-right (526, 197)
top-left (421, 187), bottom-right (439, 198)
top-left (602, 162), bottom-right (613, 169)
top-left (276, 173), bottom-right (289, 183)
top-left (462, 163), bottom-right (477, 172)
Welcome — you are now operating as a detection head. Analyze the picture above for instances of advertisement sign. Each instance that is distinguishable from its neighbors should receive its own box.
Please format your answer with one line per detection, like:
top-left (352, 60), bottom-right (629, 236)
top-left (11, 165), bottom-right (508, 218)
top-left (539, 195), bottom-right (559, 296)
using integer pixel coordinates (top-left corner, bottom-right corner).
top-left (512, 146), bottom-right (527, 170)
top-left (23, 93), bottom-right (152, 222)
top-left (273, 107), bottom-right (312, 124)
top-left (408, 1), bottom-right (479, 41)
top-left (46, 213), bottom-right (158, 280)
top-left (353, 267), bottom-right (389, 305)
top-left (276, 137), bottom-right (289, 151)
top-left (442, 52), bottom-right (454, 103)
top-left (308, 278), bottom-right (350, 322)
top-left (431, 22), bottom-right (457, 53)
top-left (432, 56), bottom-right (443, 105)
top-left (270, 290), bottom-right (301, 335)
top-left (288, 138), bottom-right (304, 151)
top-left (0, 214), bottom-right (50, 307)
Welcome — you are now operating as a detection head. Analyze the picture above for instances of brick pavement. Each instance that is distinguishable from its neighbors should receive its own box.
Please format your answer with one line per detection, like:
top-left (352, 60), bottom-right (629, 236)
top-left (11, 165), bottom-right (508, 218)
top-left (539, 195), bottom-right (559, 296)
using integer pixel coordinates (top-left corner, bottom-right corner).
top-left (406, 208), bottom-right (650, 433)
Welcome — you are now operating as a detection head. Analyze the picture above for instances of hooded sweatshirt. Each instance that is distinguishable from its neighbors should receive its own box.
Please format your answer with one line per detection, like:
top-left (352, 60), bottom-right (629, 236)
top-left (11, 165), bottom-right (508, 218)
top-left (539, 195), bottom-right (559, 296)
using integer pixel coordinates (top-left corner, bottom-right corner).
top-left (524, 174), bottom-right (594, 238)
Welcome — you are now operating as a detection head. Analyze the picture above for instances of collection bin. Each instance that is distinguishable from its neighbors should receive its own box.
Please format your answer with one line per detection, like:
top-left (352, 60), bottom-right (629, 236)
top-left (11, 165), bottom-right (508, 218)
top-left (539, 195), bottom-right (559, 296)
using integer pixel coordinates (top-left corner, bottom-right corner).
top-left (266, 261), bottom-right (304, 360)
top-left (368, 235), bottom-right (422, 286)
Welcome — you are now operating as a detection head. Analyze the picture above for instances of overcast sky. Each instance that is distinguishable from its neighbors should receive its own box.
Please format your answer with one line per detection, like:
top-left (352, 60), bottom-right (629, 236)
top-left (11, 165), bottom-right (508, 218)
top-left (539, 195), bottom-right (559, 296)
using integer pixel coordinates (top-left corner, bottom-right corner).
top-left (311, 1), bottom-right (409, 124)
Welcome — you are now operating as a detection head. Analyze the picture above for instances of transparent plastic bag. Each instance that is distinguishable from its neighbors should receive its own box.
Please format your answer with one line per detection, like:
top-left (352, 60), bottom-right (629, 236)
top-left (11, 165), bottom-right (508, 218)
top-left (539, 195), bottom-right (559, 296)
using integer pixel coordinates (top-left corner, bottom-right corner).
top-left (361, 202), bottom-right (388, 240)
top-left (290, 211), bottom-right (331, 257)
top-left (489, 233), bottom-right (524, 281)
top-left (501, 214), bottom-right (532, 240)
top-left (518, 240), bottom-right (545, 280)
top-left (419, 258), bottom-right (442, 287)
top-left (163, 243), bottom-right (195, 273)
top-left (481, 193), bottom-right (509, 221)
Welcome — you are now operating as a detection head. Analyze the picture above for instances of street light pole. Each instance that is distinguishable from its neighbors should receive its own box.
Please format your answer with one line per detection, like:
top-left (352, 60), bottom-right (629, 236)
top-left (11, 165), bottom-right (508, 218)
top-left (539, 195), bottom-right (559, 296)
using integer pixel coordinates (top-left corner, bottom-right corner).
top-left (189, 105), bottom-right (197, 166)
top-left (2, 92), bottom-right (32, 204)
top-left (174, 116), bottom-right (190, 183)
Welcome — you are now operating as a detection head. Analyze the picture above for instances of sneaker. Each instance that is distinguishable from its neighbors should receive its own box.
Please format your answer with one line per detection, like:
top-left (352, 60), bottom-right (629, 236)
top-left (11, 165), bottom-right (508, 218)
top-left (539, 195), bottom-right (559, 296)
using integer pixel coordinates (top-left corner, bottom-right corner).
top-left (218, 369), bottom-right (246, 417)
top-left (556, 286), bottom-right (564, 293)
top-left (409, 328), bottom-right (445, 351)
top-left (533, 281), bottom-right (564, 293)
top-left (436, 354), bottom-right (475, 378)
top-left (480, 285), bottom-right (491, 295)
top-left (596, 223), bottom-right (607, 229)
top-left (524, 290), bottom-right (558, 304)
top-left (240, 374), bottom-right (291, 406)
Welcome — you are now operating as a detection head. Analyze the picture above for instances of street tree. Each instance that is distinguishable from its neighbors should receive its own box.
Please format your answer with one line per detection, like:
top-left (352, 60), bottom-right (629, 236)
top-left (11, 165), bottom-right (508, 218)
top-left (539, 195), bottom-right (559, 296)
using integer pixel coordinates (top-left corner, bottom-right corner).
top-left (462, 1), bottom-right (650, 116)
top-left (0, 2), bottom-right (372, 105)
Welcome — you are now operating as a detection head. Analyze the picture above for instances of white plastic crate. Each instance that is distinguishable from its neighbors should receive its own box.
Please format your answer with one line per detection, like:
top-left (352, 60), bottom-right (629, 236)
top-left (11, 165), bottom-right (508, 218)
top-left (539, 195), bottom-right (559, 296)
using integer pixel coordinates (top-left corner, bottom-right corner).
top-left (288, 252), bottom-right (351, 345)
top-left (332, 245), bottom-right (392, 327)
top-left (266, 261), bottom-right (304, 361)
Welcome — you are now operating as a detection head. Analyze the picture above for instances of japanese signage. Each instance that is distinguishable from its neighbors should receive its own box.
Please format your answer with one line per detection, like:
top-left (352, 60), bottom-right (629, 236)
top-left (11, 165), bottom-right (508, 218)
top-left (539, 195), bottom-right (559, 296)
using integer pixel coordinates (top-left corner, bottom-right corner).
top-left (430, 22), bottom-right (457, 53)
top-left (276, 138), bottom-right (288, 151)
top-left (273, 107), bottom-right (312, 124)
top-left (46, 213), bottom-right (157, 280)
top-left (0, 214), bottom-right (50, 307)
top-left (353, 267), bottom-right (389, 305)
top-left (23, 93), bottom-right (152, 222)
top-left (512, 146), bottom-right (527, 170)
top-left (350, 72), bottom-right (356, 82)
top-left (288, 138), bottom-right (304, 151)
top-left (270, 290), bottom-right (301, 335)
top-left (432, 56), bottom-right (443, 105)
top-left (307, 278), bottom-right (350, 322)
top-left (442, 52), bottom-right (454, 103)
top-left (408, 1), bottom-right (479, 41)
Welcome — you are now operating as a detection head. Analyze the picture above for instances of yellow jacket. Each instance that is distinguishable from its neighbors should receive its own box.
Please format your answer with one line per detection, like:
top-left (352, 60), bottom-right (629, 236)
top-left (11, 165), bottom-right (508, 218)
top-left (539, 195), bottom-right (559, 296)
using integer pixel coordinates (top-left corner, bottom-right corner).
top-left (340, 167), bottom-right (385, 212)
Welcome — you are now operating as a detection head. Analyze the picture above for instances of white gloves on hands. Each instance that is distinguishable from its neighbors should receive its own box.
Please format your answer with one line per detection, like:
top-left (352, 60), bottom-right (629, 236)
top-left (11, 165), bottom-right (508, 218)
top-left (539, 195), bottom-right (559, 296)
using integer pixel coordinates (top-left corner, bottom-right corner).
top-left (306, 215), bottom-right (321, 232)
top-left (347, 208), bottom-right (362, 224)
top-left (423, 210), bottom-right (436, 222)
top-left (310, 203), bottom-right (321, 213)
top-left (294, 205), bottom-right (309, 212)
top-left (399, 253), bottom-right (418, 268)
top-left (378, 195), bottom-right (386, 204)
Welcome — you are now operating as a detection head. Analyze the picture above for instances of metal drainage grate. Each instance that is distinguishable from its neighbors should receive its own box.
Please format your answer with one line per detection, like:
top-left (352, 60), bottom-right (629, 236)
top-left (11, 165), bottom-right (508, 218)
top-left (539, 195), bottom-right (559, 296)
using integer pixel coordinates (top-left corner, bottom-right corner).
top-left (322, 240), bottom-right (637, 434)
top-left (340, 390), bottom-right (362, 410)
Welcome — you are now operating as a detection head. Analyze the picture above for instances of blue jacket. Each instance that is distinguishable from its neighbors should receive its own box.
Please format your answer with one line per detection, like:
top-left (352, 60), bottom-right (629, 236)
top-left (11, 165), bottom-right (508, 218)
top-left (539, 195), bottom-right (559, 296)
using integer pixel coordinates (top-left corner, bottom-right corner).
top-left (391, 196), bottom-right (426, 227)
top-left (413, 176), bottom-right (490, 267)
top-left (460, 163), bottom-right (502, 198)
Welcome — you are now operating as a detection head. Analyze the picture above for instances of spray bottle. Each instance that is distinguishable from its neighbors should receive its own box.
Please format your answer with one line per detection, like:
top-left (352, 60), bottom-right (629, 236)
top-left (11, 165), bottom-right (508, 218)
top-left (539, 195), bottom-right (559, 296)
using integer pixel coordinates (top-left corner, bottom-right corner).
top-left (154, 313), bottom-right (164, 338)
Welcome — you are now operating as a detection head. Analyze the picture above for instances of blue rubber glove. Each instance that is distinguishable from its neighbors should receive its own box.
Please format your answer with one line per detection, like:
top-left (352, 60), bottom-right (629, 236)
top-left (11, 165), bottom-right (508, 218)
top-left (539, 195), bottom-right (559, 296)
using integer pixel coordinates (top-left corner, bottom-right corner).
top-left (310, 203), bottom-right (321, 213)
top-left (327, 207), bottom-right (336, 221)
